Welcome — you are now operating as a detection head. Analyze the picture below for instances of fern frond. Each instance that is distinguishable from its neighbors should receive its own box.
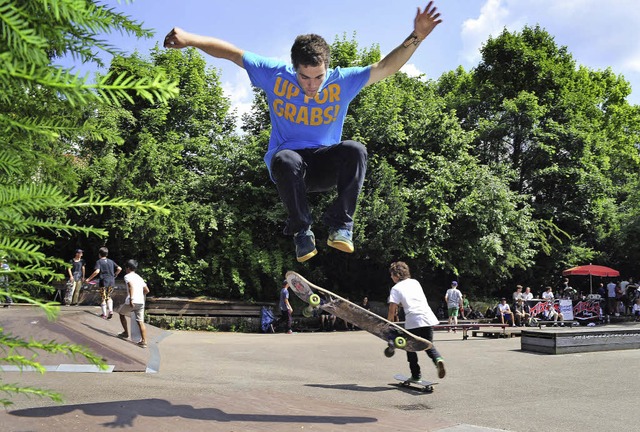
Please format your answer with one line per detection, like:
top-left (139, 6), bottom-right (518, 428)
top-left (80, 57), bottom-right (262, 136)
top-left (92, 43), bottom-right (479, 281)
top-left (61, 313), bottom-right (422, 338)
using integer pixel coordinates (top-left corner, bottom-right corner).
top-left (0, 383), bottom-right (63, 406)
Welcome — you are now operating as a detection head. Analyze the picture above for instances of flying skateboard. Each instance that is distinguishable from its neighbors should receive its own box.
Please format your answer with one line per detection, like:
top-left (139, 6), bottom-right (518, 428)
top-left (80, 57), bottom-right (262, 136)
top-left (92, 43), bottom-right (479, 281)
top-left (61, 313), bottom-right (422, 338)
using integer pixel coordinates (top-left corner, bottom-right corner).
top-left (393, 374), bottom-right (437, 393)
top-left (285, 271), bottom-right (433, 357)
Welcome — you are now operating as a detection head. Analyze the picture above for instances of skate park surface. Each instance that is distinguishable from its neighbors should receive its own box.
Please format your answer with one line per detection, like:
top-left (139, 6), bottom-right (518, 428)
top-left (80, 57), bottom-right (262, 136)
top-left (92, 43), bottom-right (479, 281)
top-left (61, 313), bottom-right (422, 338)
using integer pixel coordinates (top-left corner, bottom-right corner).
top-left (1, 306), bottom-right (638, 432)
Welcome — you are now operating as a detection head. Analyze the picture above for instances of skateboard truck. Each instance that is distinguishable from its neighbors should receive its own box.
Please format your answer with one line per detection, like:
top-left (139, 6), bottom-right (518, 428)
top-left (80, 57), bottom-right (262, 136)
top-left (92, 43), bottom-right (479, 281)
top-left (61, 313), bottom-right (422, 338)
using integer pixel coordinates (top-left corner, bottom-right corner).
top-left (385, 341), bottom-right (396, 358)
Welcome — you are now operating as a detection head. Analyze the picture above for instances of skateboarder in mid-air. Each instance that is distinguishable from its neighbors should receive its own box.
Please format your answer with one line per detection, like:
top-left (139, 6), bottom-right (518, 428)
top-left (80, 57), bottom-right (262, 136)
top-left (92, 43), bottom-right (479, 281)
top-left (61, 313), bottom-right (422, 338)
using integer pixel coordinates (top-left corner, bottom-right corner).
top-left (387, 261), bottom-right (446, 381)
top-left (164, 3), bottom-right (442, 263)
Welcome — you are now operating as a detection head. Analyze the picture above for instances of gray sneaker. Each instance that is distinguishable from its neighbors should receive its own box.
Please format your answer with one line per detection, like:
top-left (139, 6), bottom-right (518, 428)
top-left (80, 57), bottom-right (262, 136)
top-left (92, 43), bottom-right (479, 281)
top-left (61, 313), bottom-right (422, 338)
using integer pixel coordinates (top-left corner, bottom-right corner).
top-left (435, 358), bottom-right (446, 379)
top-left (294, 228), bottom-right (318, 263)
top-left (327, 228), bottom-right (354, 253)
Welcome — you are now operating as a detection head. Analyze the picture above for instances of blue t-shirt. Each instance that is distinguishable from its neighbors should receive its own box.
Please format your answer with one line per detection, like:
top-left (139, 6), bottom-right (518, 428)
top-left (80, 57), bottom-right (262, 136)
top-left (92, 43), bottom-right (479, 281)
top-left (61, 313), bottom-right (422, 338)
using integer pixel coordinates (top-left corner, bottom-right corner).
top-left (242, 52), bottom-right (370, 179)
top-left (279, 287), bottom-right (290, 311)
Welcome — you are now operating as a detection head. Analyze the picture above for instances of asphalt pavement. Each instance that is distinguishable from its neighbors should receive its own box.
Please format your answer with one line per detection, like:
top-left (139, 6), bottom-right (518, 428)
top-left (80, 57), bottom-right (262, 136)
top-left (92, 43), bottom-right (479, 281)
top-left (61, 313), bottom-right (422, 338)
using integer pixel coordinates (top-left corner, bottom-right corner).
top-left (1, 306), bottom-right (639, 431)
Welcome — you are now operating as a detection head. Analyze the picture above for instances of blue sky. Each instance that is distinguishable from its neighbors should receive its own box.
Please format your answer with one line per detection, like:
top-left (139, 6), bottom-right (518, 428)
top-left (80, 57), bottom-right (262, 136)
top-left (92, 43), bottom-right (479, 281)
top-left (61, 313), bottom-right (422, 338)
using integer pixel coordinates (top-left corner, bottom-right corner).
top-left (64, 0), bottom-right (640, 120)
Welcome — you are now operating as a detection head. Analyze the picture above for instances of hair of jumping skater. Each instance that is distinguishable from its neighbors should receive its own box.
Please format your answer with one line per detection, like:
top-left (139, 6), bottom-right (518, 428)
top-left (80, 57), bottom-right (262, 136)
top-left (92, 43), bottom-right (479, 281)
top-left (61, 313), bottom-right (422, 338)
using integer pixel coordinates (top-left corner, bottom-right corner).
top-left (291, 34), bottom-right (330, 70)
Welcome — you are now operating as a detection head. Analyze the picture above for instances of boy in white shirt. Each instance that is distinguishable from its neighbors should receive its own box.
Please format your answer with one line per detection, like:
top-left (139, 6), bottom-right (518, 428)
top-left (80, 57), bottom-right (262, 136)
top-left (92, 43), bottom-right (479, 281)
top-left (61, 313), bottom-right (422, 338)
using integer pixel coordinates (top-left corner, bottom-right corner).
top-left (497, 298), bottom-right (516, 326)
top-left (387, 261), bottom-right (445, 382)
top-left (116, 259), bottom-right (150, 348)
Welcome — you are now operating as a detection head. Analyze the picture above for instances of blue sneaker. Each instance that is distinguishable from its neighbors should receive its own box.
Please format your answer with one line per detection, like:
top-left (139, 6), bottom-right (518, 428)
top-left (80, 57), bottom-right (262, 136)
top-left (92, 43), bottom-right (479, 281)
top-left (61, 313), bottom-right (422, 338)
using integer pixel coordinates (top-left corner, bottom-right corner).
top-left (327, 228), bottom-right (354, 253)
top-left (294, 228), bottom-right (318, 263)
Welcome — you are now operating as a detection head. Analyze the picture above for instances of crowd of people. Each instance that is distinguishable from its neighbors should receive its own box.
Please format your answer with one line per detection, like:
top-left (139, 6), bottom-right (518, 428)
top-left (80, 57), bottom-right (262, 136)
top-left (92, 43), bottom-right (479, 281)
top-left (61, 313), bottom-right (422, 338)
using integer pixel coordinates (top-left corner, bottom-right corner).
top-left (474, 277), bottom-right (640, 326)
top-left (599, 278), bottom-right (640, 318)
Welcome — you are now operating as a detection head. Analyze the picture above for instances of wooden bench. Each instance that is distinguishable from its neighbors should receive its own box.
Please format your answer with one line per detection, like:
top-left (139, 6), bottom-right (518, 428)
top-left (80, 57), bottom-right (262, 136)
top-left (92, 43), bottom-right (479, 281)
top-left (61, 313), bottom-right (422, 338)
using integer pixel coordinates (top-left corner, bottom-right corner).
top-left (145, 298), bottom-right (274, 317)
top-left (470, 324), bottom-right (513, 338)
top-left (536, 320), bottom-right (576, 329)
top-left (433, 323), bottom-right (515, 340)
top-left (144, 298), bottom-right (277, 332)
top-left (433, 324), bottom-right (480, 340)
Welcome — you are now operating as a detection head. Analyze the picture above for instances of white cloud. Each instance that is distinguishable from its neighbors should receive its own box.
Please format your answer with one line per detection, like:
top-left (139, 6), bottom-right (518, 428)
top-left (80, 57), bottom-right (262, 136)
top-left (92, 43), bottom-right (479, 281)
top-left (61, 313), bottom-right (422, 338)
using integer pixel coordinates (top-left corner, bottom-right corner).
top-left (400, 63), bottom-right (425, 79)
top-left (460, 0), bottom-right (512, 66)
top-left (461, 0), bottom-right (640, 75)
top-left (222, 70), bottom-right (254, 132)
top-left (504, 0), bottom-right (640, 73)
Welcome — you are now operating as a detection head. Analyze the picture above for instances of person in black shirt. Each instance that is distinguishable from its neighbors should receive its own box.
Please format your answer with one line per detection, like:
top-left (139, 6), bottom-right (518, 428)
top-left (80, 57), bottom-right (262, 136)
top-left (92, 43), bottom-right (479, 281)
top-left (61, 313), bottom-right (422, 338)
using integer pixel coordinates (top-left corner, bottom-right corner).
top-left (86, 247), bottom-right (121, 319)
top-left (66, 249), bottom-right (85, 305)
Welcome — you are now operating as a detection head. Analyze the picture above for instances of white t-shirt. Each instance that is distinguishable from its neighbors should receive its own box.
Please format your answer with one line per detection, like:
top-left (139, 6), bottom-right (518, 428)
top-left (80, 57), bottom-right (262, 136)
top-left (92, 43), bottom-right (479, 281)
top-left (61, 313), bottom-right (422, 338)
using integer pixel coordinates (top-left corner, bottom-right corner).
top-left (123, 272), bottom-right (147, 304)
top-left (445, 287), bottom-right (462, 308)
top-left (498, 303), bottom-right (511, 313)
top-left (522, 292), bottom-right (533, 300)
top-left (388, 278), bottom-right (439, 329)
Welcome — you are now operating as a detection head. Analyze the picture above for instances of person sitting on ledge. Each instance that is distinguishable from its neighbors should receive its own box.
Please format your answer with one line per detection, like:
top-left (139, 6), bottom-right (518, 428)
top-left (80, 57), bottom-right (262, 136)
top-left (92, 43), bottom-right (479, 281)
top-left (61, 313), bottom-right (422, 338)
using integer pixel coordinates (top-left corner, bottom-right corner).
top-left (514, 298), bottom-right (531, 327)
top-left (497, 298), bottom-right (516, 327)
top-left (543, 301), bottom-right (564, 326)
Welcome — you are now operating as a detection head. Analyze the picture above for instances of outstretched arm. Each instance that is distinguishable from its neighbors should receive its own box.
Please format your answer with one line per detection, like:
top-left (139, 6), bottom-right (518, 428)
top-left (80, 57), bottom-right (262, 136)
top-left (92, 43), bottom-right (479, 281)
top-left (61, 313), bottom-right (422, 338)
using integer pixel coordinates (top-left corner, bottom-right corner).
top-left (366, 1), bottom-right (442, 86)
top-left (163, 27), bottom-right (245, 68)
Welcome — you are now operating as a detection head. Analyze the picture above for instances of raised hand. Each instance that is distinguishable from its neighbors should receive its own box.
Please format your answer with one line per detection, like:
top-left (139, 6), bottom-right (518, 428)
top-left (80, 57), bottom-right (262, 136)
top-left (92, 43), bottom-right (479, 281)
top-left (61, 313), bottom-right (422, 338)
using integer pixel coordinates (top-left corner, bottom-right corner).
top-left (414, 1), bottom-right (443, 40)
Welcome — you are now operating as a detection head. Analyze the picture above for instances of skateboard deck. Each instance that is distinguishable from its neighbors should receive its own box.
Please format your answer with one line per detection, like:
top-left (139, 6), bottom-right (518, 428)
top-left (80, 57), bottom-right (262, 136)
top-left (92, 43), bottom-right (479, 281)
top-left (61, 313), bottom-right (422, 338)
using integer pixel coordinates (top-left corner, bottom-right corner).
top-left (394, 374), bottom-right (437, 393)
top-left (285, 271), bottom-right (433, 356)
top-left (63, 280), bottom-right (74, 305)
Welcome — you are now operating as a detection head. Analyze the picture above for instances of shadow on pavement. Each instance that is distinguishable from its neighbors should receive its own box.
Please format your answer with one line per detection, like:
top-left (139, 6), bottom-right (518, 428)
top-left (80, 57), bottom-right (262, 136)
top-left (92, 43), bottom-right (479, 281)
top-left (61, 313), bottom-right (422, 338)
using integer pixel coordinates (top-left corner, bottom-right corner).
top-left (8, 398), bottom-right (378, 427)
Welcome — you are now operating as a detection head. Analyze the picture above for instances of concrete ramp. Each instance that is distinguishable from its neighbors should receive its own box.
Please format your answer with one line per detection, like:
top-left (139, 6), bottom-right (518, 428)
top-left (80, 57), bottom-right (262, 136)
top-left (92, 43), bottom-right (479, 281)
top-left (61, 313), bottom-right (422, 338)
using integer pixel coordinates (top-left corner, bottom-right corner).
top-left (0, 306), bottom-right (168, 372)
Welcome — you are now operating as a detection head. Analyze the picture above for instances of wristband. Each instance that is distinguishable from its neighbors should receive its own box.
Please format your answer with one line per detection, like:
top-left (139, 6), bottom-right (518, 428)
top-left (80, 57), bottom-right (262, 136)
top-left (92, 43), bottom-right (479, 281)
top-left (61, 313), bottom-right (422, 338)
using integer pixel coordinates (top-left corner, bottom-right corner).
top-left (402, 32), bottom-right (422, 48)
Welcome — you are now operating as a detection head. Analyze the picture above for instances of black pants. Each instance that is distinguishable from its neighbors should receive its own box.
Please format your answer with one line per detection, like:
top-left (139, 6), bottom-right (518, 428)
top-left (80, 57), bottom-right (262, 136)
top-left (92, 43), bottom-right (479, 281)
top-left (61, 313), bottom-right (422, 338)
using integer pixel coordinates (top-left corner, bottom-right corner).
top-left (405, 326), bottom-right (441, 378)
top-left (270, 141), bottom-right (367, 235)
top-left (276, 309), bottom-right (292, 332)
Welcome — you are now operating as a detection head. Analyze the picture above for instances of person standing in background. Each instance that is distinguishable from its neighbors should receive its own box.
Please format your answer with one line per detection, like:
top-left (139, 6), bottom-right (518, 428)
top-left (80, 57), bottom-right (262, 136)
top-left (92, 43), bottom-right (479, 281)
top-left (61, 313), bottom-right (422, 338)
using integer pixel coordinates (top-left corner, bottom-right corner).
top-left (66, 249), bottom-right (85, 305)
top-left (86, 247), bottom-right (121, 319)
top-left (445, 281), bottom-right (462, 331)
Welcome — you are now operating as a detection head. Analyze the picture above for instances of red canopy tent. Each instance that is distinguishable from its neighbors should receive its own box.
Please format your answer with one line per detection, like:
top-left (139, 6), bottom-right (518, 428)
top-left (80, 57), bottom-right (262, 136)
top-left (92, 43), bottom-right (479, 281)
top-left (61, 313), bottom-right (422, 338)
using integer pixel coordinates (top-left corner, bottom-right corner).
top-left (562, 264), bottom-right (620, 294)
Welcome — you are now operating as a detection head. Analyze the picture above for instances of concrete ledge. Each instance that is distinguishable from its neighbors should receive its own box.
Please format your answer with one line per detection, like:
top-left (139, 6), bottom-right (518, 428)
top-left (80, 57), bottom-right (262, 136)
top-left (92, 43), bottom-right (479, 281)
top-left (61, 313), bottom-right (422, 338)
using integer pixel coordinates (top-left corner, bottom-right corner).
top-left (521, 326), bottom-right (640, 354)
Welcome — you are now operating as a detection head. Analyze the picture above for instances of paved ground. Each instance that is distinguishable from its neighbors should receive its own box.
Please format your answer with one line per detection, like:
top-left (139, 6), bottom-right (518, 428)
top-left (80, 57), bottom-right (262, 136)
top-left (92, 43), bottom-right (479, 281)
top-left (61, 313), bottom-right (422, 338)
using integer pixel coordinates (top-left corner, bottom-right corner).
top-left (1, 306), bottom-right (639, 431)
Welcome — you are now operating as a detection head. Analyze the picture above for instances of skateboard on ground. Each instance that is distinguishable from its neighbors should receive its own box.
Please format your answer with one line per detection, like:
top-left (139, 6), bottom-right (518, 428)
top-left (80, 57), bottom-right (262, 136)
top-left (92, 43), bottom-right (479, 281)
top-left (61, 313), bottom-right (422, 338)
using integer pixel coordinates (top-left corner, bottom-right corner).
top-left (285, 271), bottom-right (433, 357)
top-left (393, 374), bottom-right (437, 393)
top-left (63, 280), bottom-right (74, 305)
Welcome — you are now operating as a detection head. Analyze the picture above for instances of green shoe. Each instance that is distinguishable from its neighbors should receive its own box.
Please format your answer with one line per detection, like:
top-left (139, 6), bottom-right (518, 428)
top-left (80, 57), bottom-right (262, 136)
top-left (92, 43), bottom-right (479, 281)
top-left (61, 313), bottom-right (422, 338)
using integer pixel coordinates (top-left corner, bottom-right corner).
top-left (327, 228), bottom-right (354, 253)
top-left (409, 374), bottom-right (422, 382)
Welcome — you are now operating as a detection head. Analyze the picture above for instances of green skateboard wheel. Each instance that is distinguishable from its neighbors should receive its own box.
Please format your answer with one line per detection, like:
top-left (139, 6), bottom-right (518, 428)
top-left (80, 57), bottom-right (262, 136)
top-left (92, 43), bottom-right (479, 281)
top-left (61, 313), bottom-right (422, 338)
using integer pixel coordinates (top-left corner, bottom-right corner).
top-left (394, 336), bottom-right (407, 349)
top-left (302, 306), bottom-right (313, 318)
top-left (309, 294), bottom-right (321, 306)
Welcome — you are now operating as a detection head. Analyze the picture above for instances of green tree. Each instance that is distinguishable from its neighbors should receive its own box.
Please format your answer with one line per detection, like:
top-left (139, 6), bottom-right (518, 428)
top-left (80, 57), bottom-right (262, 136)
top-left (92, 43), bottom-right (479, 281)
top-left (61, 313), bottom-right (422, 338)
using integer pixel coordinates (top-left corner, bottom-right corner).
top-left (289, 35), bottom-right (540, 297)
top-left (442, 26), bottom-right (640, 289)
top-left (0, 0), bottom-right (176, 406)
top-left (73, 46), bottom-right (292, 300)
